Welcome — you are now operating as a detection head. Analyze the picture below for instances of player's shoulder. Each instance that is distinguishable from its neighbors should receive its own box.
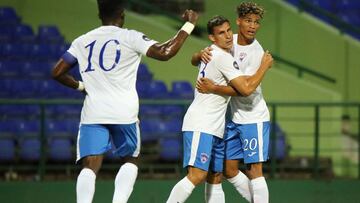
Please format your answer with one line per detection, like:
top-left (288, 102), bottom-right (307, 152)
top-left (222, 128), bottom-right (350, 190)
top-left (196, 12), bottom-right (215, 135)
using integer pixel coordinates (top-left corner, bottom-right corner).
top-left (252, 39), bottom-right (264, 52)
top-left (210, 44), bottom-right (233, 59)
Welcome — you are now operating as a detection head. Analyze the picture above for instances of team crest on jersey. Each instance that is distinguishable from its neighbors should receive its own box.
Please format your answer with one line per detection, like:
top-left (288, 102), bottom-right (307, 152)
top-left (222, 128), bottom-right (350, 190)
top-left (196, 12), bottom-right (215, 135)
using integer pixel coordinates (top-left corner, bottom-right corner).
top-left (239, 52), bottom-right (247, 61)
top-left (233, 61), bottom-right (239, 70)
top-left (200, 153), bottom-right (209, 163)
top-left (142, 35), bottom-right (151, 41)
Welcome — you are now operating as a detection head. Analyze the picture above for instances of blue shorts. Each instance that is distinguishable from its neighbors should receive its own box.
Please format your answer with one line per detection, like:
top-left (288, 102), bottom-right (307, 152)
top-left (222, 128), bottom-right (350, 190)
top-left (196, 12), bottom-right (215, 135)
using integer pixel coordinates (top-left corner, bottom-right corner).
top-left (225, 121), bottom-right (270, 164)
top-left (76, 122), bottom-right (140, 162)
top-left (183, 131), bottom-right (224, 173)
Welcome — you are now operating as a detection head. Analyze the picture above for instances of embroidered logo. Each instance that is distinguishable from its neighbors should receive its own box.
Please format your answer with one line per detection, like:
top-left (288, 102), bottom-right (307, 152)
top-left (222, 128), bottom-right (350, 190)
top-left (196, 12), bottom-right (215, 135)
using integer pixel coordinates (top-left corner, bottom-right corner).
top-left (248, 152), bottom-right (257, 157)
top-left (200, 153), bottom-right (209, 163)
top-left (239, 52), bottom-right (247, 61)
top-left (142, 35), bottom-right (151, 41)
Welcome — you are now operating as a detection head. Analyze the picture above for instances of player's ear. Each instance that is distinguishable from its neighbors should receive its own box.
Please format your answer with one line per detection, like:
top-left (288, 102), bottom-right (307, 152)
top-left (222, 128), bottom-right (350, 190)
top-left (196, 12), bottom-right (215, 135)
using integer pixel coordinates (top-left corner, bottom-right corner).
top-left (208, 34), bottom-right (215, 43)
top-left (236, 18), bottom-right (241, 26)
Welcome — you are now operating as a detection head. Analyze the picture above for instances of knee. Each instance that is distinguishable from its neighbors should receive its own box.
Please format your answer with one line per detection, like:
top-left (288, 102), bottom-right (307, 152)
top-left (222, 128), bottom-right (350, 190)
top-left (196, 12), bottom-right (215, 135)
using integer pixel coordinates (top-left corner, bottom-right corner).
top-left (224, 166), bottom-right (238, 179)
top-left (82, 155), bottom-right (103, 174)
top-left (245, 163), bottom-right (263, 179)
top-left (187, 170), bottom-right (207, 185)
top-left (207, 172), bottom-right (222, 184)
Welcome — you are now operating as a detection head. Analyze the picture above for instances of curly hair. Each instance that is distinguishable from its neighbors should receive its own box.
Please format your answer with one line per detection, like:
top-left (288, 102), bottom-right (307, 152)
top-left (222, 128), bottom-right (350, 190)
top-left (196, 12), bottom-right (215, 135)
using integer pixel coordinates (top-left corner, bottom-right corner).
top-left (97, 0), bottom-right (125, 21)
top-left (236, 2), bottom-right (265, 19)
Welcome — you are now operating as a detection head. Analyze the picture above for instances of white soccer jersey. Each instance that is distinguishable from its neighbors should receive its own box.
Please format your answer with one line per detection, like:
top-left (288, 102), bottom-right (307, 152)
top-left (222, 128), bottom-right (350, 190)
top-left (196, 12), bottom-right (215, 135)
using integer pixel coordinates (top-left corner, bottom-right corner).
top-left (230, 34), bottom-right (270, 124)
top-left (66, 26), bottom-right (157, 124)
top-left (182, 45), bottom-right (244, 138)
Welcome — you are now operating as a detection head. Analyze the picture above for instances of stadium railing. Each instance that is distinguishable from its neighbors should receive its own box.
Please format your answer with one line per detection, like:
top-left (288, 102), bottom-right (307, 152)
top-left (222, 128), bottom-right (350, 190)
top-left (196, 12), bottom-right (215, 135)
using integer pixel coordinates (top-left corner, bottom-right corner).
top-left (0, 99), bottom-right (359, 181)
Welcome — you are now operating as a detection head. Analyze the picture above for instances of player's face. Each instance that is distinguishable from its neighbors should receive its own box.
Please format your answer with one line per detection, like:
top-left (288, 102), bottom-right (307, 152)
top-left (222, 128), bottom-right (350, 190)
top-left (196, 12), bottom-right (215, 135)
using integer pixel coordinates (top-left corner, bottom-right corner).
top-left (237, 14), bottom-right (261, 41)
top-left (209, 22), bottom-right (233, 51)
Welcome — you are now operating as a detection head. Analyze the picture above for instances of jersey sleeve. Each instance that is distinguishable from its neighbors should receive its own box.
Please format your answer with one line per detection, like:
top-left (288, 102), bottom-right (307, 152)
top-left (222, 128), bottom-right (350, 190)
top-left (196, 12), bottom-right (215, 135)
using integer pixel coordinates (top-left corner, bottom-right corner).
top-left (216, 53), bottom-right (245, 81)
top-left (62, 40), bottom-right (78, 65)
top-left (128, 30), bottom-right (158, 55)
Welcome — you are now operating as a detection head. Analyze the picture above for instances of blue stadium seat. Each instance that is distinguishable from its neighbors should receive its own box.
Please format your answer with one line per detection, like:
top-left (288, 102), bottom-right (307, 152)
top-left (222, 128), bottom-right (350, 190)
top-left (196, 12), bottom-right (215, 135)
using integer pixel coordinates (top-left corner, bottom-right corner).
top-left (16, 120), bottom-right (40, 138)
top-left (139, 104), bottom-right (163, 119)
top-left (0, 7), bottom-right (20, 25)
top-left (21, 61), bottom-right (51, 79)
top-left (37, 25), bottom-right (64, 43)
top-left (0, 79), bottom-right (13, 98)
top-left (147, 80), bottom-right (169, 99)
top-left (0, 60), bottom-right (21, 78)
top-left (159, 137), bottom-right (181, 161)
top-left (137, 63), bottom-right (153, 82)
top-left (170, 81), bottom-right (193, 99)
top-left (136, 81), bottom-right (151, 98)
top-left (19, 138), bottom-right (40, 161)
top-left (13, 24), bottom-right (35, 42)
top-left (11, 80), bottom-right (40, 98)
top-left (28, 44), bottom-right (52, 61)
top-left (0, 139), bottom-right (15, 162)
top-left (0, 120), bottom-right (17, 138)
top-left (269, 123), bottom-right (289, 160)
top-left (48, 138), bottom-right (73, 161)
top-left (161, 105), bottom-right (184, 118)
top-left (140, 119), bottom-right (159, 142)
top-left (0, 25), bottom-right (13, 42)
top-left (49, 43), bottom-right (70, 59)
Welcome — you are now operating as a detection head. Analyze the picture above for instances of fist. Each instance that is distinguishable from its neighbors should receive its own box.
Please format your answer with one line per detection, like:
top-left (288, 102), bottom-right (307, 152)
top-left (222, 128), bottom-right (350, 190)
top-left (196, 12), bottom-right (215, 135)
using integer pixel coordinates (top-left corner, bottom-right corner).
top-left (261, 50), bottom-right (273, 69)
top-left (182, 9), bottom-right (199, 25)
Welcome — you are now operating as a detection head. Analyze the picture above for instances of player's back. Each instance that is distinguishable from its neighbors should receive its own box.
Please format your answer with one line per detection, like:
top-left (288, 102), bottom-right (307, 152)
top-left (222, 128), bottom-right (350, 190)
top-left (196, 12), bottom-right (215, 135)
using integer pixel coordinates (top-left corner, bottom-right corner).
top-left (68, 26), bottom-right (157, 124)
top-left (182, 45), bottom-right (242, 138)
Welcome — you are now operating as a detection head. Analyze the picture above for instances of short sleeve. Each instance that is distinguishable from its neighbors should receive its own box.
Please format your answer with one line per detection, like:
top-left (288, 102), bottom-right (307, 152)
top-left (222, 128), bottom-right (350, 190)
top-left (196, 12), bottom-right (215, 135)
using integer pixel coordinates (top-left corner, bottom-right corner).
top-left (128, 30), bottom-right (158, 55)
top-left (62, 40), bottom-right (78, 65)
top-left (217, 53), bottom-right (245, 81)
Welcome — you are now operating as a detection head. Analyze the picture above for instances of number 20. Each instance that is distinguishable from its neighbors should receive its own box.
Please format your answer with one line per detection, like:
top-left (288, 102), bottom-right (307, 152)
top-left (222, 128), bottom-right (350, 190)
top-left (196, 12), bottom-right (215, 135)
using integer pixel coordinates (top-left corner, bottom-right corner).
top-left (84, 39), bottom-right (121, 72)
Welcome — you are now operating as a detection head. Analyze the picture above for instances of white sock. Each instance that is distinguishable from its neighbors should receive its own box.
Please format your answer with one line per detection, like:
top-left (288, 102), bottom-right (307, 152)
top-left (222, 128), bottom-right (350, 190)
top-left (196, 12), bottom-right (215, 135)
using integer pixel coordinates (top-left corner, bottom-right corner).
top-left (112, 163), bottom-right (138, 203)
top-left (205, 182), bottom-right (225, 203)
top-left (250, 177), bottom-right (269, 203)
top-left (76, 168), bottom-right (96, 203)
top-left (227, 171), bottom-right (252, 202)
top-left (166, 177), bottom-right (195, 203)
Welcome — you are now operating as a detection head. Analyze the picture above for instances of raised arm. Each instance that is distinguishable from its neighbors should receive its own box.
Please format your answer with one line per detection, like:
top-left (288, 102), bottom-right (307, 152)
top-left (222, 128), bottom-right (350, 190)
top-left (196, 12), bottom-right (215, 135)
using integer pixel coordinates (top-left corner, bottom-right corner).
top-left (146, 9), bottom-right (198, 61)
top-left (229, 51), bottom-right (273, 96)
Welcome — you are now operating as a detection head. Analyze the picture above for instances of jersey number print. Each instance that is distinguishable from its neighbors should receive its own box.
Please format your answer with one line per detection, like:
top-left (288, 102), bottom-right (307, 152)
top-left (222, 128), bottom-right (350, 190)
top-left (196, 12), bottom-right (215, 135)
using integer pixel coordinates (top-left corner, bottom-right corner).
top-left (84, 39), bottom-right (121, 72)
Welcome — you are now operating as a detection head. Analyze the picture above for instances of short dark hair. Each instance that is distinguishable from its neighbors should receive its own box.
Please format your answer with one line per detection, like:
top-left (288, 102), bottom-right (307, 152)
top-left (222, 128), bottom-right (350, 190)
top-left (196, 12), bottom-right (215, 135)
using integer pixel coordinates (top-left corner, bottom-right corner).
top-left (236, 2), bottom-right (264, 19)
top-left (97, 0), bottom-right (126, 21)
top-left (207, 15), bottom-right (230, 34)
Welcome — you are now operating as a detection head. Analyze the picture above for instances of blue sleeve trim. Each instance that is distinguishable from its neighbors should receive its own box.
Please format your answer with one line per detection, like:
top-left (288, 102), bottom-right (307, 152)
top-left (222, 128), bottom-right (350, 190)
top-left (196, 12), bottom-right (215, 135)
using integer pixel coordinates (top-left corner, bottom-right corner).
top-left (62, 51), bottom-right (78, 65)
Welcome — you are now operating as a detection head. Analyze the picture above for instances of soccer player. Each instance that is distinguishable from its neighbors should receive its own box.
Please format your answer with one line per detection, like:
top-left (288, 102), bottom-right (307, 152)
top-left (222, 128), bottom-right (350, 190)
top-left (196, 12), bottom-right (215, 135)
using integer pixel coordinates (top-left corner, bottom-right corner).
top-left (193, 2), bottom-right (272, 203)
top-left (51, 0), bottom-right (198, 202)
top-left (166, 15), bottom-right (272, 203)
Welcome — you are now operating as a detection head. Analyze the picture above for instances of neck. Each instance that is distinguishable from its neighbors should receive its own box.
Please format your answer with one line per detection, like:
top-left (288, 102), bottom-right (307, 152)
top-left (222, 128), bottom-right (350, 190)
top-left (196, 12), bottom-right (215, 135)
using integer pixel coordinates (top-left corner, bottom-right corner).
top-left (214, 44), bottom-right (231, 53)
top-left (237, 32), bottom-right (254, 45)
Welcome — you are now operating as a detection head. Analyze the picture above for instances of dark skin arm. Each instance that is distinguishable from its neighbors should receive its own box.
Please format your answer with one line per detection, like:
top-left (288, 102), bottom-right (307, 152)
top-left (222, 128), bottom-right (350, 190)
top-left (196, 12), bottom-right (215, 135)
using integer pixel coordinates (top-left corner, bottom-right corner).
top-left (51, 60), bottom-right (86, 94)
top-left (146, 9), bottom-right (199, 61)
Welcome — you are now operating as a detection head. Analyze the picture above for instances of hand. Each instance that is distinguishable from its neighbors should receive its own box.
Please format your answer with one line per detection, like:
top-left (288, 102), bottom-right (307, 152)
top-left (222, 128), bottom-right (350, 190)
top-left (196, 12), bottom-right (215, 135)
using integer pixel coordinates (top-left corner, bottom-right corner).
top-left (261, 50), bottom-right (273, 69)
top-left (200, 47), bottom-right (213, 64)
top-left (196, 78), bottom-right (215, 94)
top-left (182, 9), bottom-right (199, 25)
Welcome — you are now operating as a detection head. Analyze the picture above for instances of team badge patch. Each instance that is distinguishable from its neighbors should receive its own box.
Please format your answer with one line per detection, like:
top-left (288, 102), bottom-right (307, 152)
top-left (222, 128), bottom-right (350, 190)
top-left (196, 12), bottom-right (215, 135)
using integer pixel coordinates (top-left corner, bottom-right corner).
top-left (233, 61), bottom-right (239, 70)
top-left (142, 35), bottom-right (151, 41)
top-left (239, 52), bottom-right (247, 61)
top-left (200, 153), bottom-right (209, 163)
